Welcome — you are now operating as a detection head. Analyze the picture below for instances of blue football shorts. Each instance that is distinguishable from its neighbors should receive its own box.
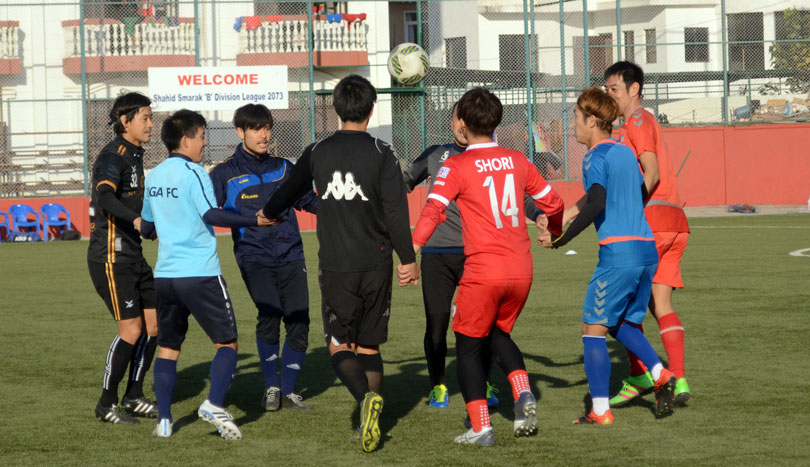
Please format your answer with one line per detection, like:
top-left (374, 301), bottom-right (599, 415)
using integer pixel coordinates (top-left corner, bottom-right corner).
top-left (582, 263), bottom-right (657, 327)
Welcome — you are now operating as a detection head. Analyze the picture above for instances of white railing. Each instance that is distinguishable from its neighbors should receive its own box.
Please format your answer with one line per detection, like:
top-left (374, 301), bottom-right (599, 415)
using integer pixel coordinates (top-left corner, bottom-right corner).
top-left (239, 17), bottom-right (367, 55)
top-left (0, 21), bottom-right (19, 59)
top-left (62, 19), bottom-right (195, 58)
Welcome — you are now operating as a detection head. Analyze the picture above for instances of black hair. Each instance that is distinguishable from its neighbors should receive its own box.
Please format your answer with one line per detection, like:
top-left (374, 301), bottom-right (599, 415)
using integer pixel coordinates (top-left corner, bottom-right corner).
top-left (333, 74), bottom-right (376, 123)
top-left (604, 61), bottom-right (644, 98)
top-left (456, 87), bottom-right (502, 137)
top-left (161, 109), bottom-right (207, 152)
top-left (233, 103), bottom-right (274, 131)
top-left (109, 92), bottom-right (152, 135)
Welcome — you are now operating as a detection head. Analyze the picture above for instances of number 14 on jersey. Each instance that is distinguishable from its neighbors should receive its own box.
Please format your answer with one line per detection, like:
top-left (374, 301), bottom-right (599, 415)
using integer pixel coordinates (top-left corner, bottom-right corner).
top-left (483, 174), bottom-right (518, 229)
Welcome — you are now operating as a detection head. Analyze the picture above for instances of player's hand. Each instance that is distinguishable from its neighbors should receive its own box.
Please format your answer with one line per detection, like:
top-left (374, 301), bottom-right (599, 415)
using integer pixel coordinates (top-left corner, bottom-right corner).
top-left (257, 214), bottom-right (275, 226)
top-left (535, 214), bottom-right (548, 230)
top-left (397, 262), bottom-right (419, 286)
top-left (538, 230), bottom-right (554, 248)
top-left (133, 217), bottom-right (142, 232)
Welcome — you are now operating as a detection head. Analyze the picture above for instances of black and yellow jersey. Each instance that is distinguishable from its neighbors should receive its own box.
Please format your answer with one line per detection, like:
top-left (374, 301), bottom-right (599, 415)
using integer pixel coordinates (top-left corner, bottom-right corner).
top-left (87, 136), bottom-right (146, 263)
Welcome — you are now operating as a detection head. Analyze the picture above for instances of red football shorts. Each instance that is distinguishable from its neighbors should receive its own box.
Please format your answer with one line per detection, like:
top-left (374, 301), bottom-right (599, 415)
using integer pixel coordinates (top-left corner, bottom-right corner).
top-left (652, 231), bottom-right (689, 288)
top-left (452, 278), bottom-right (533, 338)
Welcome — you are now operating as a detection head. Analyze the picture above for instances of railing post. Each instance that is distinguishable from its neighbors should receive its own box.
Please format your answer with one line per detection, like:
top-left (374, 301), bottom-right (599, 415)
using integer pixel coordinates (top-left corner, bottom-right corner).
top-left (583, 0), bottom-right (590, 87)
top-left (307, 1), bottom-right (315, 145)
top-left (721, 0), bottom-right (728, 124)
top-left (194, 0), bottom-right (200, 66)
top-left (523, 0), bottom-right (533, 160)
top-left (417, 0), bottom-right (426, 153)
top-left (80, 1), bottom-right (89, 196)
top-left (616, 0), bottom-right (622, 61)
top-left (559, 0), bottom-right (569, 179)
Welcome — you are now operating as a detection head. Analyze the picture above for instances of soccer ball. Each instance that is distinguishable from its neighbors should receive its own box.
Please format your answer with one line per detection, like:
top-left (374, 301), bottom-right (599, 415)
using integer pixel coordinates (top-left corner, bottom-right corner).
top-left (387, 43), bottom-right (429, 86)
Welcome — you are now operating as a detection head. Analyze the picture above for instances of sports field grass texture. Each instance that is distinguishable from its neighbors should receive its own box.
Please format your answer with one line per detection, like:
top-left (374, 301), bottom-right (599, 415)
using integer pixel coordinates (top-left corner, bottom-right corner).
top-left (1, 213), bottom-right (808, 466)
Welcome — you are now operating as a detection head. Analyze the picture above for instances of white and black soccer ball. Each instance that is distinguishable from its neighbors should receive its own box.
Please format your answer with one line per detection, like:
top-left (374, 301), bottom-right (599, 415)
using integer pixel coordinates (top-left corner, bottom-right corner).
top-left (387, 42), bottom-right (429, 86)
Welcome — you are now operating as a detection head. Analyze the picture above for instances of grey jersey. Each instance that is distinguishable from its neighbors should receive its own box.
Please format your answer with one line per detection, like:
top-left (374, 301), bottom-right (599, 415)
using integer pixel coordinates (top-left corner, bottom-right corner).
top-left (404, 143), bottom-right (545, 251)
top-left (403, 143), bottom-right (465, 249)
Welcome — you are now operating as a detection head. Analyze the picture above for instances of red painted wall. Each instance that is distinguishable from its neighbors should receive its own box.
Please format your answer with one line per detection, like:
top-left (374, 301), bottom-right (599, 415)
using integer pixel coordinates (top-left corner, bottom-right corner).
top-left (2, 122), bottom-right (806, 239)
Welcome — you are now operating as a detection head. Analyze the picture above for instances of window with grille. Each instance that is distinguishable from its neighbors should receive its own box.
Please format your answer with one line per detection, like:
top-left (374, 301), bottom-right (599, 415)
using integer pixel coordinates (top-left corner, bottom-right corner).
top-left (404, 11), bottom-right (418, 44)
top-left (645, 28), bottom-right (657, 64)
top-left (499, 34), bottom-right (535, 72)
top-left (445, 37), bottom-right (466, 69)
top-left (684, 27), bottom-right (709, 63)
top-left (624, 30), bottom-right (635, 63)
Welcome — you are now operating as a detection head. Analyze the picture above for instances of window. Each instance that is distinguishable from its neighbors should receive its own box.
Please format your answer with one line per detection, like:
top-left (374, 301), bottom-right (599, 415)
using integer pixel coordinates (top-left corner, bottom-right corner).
top-left (404, 11), bottom-right (418, 44)
top-left (254, 2), bottom-right (345, 15)
top-left (445, 37), bottom-right (467, 68)
top-left (684, 27), bottom-right (709, 63)
top-left (86, 0), bottom-right (178, 19)
top-left (499, 34), bottom-right (535, 72)
top-left (645, 28), bottom-right (657, 64)
top-left (728, 13), bottom-right (764, 71)
top-left (623, 30), bottom-right (635, 63)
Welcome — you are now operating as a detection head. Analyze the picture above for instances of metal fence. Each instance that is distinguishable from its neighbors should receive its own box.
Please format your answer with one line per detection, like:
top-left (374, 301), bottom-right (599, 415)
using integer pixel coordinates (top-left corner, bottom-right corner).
top-left (0, 0), bottom-right (808, 198)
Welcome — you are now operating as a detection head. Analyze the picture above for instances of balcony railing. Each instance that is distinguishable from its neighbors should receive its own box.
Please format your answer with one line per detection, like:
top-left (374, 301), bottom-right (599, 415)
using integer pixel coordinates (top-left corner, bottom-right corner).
top-left (61, 18), bottom-right (195, 73)
top-left (0, 21), bottom-right (21, 74)
top-left (236, 14), bottom-right (368, 67)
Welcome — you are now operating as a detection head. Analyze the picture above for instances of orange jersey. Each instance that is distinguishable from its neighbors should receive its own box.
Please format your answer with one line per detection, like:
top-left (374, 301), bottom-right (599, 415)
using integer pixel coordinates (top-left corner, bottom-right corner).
top-left (616, 107), bottom-right (689, 233)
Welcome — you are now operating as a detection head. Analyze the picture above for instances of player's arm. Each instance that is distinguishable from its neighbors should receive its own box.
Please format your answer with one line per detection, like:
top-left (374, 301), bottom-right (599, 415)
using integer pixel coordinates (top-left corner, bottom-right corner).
top-left (187, 165), bottom-right (261, 227)
top-left (523, 193), bottom-right (544, 225)
top-left (207, 164), bottom-right (228, 208)
top-left (380, 147), bottom-right (416, 266)
top-left (544, 183), bottom-right (605, 248)
top-left (562, 194), bottom-right (587, 225)
top-left (262, 147), bottom-right (314, 219)
top-left (289, 162), bottom-right (319, 214)
top-left (94, 153), bottom-right (140, 225)
top-left (139, 182), bottom-right (157, 240)
top-left (525, 159), bottom-right (564, 236)
top-left (401, 146), bottom-right (434, 192)
top-left (639, 150), bottom-right (660, 196)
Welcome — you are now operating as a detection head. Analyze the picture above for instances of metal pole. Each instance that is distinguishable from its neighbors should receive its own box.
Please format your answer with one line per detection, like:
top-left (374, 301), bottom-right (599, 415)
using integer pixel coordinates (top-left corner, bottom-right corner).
top-left (417, 1), bottom-right (426, 152)
top-left (721, 0), bottom-right (729, 124)
top-left (559, 0), bottom-right (569, 178)
top-left (193, 0), bottom-right (200, 66)
top-left (655, 78), bottom-right (659, 117)
top-left (523, 0), bottom-right (534, 160)
top-left (307, 1), bottom-right (316, 144)
top-left (80, 0), bottom-right (89, 196)
top-left (583, 0), bottom-right (590, 87)
top-left (616, 0), bottom-right (622, 61)
top-left (530, 0), bottom-right (536, 153)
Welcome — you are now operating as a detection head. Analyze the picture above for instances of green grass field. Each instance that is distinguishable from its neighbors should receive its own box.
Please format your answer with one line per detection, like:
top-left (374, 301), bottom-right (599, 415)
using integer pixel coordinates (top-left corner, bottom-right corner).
top-left (1, 213), bottom-right (809, 466)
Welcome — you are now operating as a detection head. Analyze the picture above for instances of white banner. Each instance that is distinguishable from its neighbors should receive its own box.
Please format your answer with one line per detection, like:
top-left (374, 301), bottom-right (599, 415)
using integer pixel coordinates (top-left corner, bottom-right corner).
top-left (147, 66), bottom-right (288, 111)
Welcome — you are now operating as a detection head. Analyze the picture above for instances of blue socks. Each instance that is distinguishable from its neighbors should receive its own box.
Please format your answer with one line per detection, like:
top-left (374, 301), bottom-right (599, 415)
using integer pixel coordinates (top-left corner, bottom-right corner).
top-left (257, 337), bottom-right (280, 389)
top-left (281, 342), bottom-right (306, 396)
top-left (583, 336), bottom-right (610, 399)
top-left (153, 358), bottom-right (177, 421)
top-left (208, 347), bottom-right (237, 408)
top-left (609, 323), bottom-right (662, 372)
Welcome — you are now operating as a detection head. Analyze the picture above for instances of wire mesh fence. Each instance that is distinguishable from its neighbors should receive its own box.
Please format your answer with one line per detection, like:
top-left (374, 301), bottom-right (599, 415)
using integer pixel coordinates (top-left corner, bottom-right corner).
top-left (0, 0), bottom-right (808, 198)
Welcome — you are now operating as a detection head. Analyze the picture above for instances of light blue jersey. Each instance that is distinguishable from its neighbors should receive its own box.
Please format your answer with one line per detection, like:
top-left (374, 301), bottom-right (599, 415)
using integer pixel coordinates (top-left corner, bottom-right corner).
top-left (142, 154), bottom-right (221, 278)
top-left (583, 139), bottom-right (657, 268)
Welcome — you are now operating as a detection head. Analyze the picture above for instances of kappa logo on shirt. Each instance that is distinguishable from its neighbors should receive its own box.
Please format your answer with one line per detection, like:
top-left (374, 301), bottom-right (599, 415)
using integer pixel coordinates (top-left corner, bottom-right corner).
top-left (321, 171), bottom-right (368, 201)
top-left (439, 150), bottom-right (449, 162)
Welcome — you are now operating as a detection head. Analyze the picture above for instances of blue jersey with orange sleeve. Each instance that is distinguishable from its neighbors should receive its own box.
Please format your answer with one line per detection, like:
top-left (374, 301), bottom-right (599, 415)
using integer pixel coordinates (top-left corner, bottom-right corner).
top-left (583, 139), bottom-right (658, 268)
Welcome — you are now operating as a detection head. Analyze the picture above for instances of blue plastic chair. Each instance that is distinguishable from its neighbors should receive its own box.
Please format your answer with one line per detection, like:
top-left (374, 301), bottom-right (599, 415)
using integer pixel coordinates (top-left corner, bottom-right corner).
top-left (41, 203), bottom-right (71, 242)
top-left (0, 210), bottom-right (10, 243)
top-left (9, 204), bottom-right (42, 240)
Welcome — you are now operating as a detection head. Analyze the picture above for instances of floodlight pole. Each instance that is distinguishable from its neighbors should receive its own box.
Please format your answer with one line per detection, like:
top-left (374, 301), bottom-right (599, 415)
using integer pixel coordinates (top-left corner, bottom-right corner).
top-left (559, 0), bottom-right (569, 178)
top-left (80, 0), bottom-right (89, 196)
top-left (417, 1), bottom-right (426, 152)
top-left (523, 0), bottom-right (534, 160)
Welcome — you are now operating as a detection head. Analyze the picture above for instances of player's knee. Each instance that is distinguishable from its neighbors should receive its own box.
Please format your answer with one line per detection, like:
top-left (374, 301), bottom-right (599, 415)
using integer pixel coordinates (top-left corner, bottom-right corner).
top-left (356, 344), bottom-right (379, 355)
top-left (117, 318), bottom-right (143, 344)
top-left (285, 322), bottom-right (309, 352)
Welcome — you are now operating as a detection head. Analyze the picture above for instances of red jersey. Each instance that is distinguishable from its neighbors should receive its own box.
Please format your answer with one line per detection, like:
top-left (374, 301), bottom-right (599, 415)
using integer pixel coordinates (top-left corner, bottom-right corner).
top-left (413, 142), bottom-right (564, 281)
top-left (617, 107), bottom-right (689, 233)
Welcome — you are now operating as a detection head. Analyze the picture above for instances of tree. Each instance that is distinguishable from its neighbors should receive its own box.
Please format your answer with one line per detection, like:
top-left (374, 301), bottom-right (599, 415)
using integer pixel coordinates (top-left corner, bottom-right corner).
top-left (770, 8), bottom-right (810, 94)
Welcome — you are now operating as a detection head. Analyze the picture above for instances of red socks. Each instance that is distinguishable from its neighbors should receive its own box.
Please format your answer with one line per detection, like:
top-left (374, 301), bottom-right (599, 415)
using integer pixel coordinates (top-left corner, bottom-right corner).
top-left (658, 313), bottom-right (686, 378)
top-left (465, 399), bottom-right (490, 432)
top-left (507, 369), bottom-right (531, 401)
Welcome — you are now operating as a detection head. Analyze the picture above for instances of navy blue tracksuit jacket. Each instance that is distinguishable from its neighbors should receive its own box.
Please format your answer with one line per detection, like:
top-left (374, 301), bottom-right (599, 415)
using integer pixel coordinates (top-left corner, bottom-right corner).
top-left (209, 143), bottom-right (318, 266)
